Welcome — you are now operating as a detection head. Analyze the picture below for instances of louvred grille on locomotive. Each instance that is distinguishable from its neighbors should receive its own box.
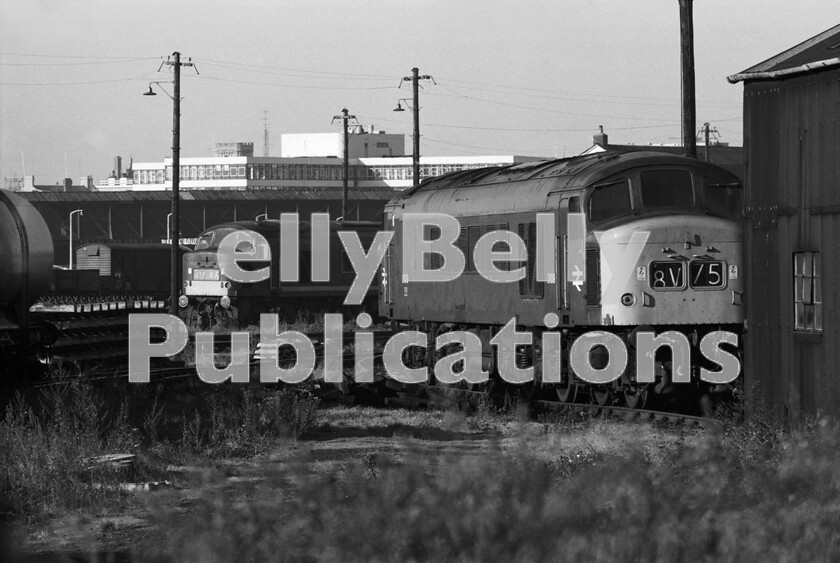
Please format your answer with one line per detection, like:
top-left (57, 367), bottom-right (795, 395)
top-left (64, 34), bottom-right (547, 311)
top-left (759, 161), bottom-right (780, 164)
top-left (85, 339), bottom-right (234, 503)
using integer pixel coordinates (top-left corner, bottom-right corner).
top-left (586, 245), bottom-right (600, 306)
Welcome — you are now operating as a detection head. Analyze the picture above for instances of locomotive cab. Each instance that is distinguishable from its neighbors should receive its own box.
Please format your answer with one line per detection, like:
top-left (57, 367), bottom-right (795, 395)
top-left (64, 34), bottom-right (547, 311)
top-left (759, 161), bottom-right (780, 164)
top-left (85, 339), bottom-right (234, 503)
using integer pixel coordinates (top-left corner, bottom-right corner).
top-left (581, 165), bottom-right (743, 328)
top-left (181, 219), bottom-right (381, 330)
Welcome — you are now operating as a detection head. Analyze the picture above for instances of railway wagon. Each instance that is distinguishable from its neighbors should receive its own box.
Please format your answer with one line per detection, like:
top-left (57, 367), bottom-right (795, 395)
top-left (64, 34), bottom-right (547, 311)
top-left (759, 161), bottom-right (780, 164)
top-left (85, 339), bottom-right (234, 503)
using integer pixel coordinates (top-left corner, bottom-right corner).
top-left (0, 189), bottom-right (54, 362)
top-left (180, 218), bottom-right (382, 330)
top-left (75, 242), bottom-right (190, 294)
top-left (380, 151), bottom-right (744, 408)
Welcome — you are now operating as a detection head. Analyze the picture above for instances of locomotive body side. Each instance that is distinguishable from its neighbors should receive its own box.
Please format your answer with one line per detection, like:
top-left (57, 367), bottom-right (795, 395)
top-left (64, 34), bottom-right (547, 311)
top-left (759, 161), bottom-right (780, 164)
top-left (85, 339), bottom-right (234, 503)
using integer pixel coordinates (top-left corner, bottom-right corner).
top-left (379, 152), bottom-right (744, 405)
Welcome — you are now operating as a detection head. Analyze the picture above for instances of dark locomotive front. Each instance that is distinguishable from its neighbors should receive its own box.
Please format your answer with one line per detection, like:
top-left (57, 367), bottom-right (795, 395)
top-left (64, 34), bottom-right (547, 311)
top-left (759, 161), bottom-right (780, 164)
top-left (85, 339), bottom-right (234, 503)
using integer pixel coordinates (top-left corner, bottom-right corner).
top-left (181, 218), bottom-right (381, 330)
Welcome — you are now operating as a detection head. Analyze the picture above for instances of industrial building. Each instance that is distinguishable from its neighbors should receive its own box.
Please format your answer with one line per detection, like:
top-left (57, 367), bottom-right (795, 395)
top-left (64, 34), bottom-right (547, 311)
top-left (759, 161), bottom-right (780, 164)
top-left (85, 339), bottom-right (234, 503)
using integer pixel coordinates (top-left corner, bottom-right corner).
top-left (96, 134), bottom-right (539, 191)
top-left (728, 24), bottom-right (840, 421)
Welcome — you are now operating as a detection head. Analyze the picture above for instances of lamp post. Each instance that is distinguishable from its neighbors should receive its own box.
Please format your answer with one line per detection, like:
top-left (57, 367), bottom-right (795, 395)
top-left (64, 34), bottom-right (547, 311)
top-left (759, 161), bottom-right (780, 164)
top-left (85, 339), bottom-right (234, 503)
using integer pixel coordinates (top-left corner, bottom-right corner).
top-left (332, 108), bottom-right (357, 221)
top-left (68, 209), bottom-right (83, 269)
top-left (144, 51), bottom-right (196, 315)
top-left (395, 68), bottom-right (433, 188)
top-left (166, 213), bottom-right (173, 241)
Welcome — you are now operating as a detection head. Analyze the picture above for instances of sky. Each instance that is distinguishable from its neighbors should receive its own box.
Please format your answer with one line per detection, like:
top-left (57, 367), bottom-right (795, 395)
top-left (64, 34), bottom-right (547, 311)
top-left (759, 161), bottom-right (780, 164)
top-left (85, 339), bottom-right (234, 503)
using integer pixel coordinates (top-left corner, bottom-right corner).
top-left (1, 0), bottom-right (838, 185)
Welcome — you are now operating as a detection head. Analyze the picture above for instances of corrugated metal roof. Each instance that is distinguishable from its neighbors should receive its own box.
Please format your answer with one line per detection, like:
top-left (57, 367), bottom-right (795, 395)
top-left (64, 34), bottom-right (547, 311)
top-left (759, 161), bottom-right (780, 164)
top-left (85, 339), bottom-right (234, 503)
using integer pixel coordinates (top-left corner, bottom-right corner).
top-left (19, 186), bottom-right (396, 204)
top-left (728, 24), bottom-right (840, 83)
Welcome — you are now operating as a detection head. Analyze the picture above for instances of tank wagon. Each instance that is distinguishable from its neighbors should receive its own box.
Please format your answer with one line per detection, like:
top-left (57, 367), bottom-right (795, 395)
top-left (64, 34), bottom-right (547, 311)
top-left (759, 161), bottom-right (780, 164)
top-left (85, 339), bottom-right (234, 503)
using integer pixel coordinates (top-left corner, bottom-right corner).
top-left (380, 151), bottom-right (744, 408)
top-left (180, 218), bottom-right (381, 330)
top-left (0, 189), bottom-right (196, 373)
top-left (0, 190), bottom-right (54, 363)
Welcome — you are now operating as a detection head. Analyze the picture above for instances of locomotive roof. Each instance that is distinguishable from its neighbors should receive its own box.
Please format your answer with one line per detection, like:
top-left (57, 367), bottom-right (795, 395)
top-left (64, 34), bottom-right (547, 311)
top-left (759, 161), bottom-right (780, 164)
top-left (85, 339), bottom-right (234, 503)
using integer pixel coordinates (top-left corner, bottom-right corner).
top-left (386, 151), bottom-right (741, 217)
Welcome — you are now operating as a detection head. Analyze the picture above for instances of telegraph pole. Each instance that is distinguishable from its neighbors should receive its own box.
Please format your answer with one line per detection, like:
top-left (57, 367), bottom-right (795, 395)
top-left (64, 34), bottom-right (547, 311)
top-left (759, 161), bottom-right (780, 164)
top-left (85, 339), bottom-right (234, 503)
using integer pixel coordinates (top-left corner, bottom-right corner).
top-left (164, 51), bottom-right (194, 315)
top-left (263, 110), bottom-right (270, 156)
top-left (399, 68), bottom-right (433, 187)
top-left (700, 122), bottom-right (719, 162)
top-left (679, 0), bottom-right (697, 158)
top-left (332, 108), bottom-right (357, 221)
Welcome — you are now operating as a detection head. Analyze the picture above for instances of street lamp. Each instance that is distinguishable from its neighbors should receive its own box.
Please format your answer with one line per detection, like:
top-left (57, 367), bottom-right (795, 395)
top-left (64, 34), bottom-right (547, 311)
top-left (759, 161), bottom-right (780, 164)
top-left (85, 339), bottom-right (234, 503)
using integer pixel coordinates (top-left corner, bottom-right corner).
top-left (69, 209), bottom-right (83, 269)
top-left (255, 213), bottom-right (268, 221)
top-left (144, 52), bottom-right (196, 315)
top-left (166, 213), bottom-right (173, 241)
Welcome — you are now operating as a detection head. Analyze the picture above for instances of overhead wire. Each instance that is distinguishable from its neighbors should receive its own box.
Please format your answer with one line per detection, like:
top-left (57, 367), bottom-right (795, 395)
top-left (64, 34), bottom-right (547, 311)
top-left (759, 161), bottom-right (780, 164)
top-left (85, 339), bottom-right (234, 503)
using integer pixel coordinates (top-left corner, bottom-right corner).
top-left (355, 113), bottom-right (684, 133)
top-left (432, 83), bottom-right (683, 122)
top-left (0, 52), bottom-right (159, 61)
top-left (0, 52), bottom-right (743, 152)
top-left (193, 73), bottom-right (394, 91)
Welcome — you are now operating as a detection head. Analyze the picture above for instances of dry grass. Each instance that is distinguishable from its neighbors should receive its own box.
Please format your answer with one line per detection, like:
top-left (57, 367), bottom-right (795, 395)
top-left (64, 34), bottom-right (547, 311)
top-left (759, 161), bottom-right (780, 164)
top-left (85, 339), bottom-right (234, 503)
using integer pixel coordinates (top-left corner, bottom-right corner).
top-left (141, 412), bottom-right (840, 562)
top-left (0, 379), bottom-right (320, 524)
top-left (5, 376), bottom-right (840, 561)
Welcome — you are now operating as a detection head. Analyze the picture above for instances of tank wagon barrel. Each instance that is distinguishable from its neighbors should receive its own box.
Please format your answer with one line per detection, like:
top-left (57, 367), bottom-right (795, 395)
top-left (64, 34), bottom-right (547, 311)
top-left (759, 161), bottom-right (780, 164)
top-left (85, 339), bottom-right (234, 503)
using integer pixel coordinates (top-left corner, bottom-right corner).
top-left (0, 190), bottom-right (54, 351)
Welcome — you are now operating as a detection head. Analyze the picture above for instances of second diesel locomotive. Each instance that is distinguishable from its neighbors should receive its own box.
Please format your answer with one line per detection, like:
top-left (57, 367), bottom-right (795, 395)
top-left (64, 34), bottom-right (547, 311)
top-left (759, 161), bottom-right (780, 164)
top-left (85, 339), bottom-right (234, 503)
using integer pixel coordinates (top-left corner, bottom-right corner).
top-left (379, 151), bottom-right (744, 408)
top-left (179, 217), bottom-right (381, 329)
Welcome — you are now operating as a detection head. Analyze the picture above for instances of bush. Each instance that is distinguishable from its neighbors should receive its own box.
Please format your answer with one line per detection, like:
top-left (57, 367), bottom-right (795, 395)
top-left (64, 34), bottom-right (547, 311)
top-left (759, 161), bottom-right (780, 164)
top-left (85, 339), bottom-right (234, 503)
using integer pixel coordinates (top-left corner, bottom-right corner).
top-left (0, 381), bottom-right (135, 522)
top-left (183, 386), bottom-right (320, 456)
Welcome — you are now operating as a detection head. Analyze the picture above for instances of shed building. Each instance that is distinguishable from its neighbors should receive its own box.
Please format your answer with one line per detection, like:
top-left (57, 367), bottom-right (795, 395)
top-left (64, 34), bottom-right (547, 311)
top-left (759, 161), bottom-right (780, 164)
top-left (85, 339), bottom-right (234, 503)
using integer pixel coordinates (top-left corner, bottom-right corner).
top-left (728, 24), bottom-right (840, 421)
top-left (20, 186), bottom-right (394, 268)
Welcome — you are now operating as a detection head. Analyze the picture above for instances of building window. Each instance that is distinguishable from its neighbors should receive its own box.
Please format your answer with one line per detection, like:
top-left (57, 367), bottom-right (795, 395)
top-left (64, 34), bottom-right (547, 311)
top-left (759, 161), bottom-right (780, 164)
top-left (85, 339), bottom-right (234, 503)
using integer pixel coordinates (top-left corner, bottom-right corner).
top-left (794, 251), bottom-right (822, 332)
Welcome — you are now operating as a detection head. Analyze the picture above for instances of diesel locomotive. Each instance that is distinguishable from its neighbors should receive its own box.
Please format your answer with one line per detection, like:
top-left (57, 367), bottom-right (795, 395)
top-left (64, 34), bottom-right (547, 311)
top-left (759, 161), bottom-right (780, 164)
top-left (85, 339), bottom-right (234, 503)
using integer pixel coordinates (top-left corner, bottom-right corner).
top-left (379, 151), bottom-right (744, 408)
top-left (179, 217), bottom-right (382, 330)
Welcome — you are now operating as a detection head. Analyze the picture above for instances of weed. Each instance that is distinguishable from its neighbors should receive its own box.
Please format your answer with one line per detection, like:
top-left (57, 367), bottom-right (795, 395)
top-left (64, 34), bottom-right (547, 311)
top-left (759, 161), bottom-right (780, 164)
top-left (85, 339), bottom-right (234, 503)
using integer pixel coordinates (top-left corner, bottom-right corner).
top-left (145, 420), bottom-right (840, 562)
top-left (0, 381), bottom-right (130, 522)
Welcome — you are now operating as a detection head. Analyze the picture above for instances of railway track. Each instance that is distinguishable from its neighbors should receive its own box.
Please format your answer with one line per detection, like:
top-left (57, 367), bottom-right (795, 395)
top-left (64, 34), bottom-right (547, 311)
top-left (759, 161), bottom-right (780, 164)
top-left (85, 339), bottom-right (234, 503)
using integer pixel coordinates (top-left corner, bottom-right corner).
top-left (25, 329), bottom-right (731, 427)
top-left (385, 382), bottom-right (720, 427)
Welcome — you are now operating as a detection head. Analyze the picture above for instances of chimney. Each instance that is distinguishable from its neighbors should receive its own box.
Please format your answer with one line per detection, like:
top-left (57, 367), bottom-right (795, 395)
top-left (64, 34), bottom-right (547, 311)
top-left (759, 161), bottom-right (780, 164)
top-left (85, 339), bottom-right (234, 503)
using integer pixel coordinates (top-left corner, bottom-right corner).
top-left (114, 156), bottom-right (122, 178)
top-left (593, 125), bottom-right (608, 148)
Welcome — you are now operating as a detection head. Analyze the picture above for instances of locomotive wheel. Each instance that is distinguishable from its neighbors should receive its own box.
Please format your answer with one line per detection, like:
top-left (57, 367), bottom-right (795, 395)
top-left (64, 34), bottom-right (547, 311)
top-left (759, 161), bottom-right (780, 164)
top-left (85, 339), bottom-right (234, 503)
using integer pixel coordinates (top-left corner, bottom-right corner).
top-left (591, 385), bottom-right (612, 406)
top-left (623, 385), bottom-right (650, 409)
top-left (554, 378), bottom-right (578, 403)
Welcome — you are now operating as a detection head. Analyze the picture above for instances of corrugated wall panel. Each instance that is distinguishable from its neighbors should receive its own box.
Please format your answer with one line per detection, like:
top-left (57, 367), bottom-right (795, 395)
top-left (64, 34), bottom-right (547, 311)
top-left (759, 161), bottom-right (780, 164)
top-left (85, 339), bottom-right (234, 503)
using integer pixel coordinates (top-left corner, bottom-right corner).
top-left (744, 68), bottom-right (840, 421)
top-left (76, 244), bottom-right (111, 276)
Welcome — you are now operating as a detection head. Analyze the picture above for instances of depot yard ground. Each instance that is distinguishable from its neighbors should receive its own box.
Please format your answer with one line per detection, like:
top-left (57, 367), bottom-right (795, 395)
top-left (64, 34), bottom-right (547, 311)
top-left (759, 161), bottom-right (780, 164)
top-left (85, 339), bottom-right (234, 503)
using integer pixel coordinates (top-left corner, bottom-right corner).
top-left (2, 383), bottom-right (840, 561)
